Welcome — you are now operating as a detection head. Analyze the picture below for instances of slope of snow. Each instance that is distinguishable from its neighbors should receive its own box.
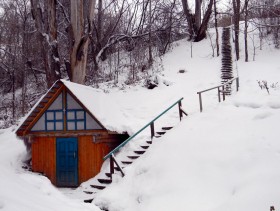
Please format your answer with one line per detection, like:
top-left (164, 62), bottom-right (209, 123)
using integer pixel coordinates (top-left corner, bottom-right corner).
top-left (0, 26), bottom-right (280, 211)
top-left (0, 128), bottom-right (101, 211)
top-left (92, 35), bottom-right (280, 210)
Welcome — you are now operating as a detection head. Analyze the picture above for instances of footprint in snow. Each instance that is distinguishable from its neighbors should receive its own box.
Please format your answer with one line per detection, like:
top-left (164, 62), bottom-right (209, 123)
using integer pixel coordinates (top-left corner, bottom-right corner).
top-left (253, 112), bottom-right (272, 120)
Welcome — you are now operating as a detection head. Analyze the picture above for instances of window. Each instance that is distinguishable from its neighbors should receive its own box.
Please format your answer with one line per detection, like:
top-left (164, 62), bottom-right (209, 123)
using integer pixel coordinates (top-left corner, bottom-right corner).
top-left (66, 109), bottom-right (86, 130)
top-left (45, 110), bottom-right (64, 131)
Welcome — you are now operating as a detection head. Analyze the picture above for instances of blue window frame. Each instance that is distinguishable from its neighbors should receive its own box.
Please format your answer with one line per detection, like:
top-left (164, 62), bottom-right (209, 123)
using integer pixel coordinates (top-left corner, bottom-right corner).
top-left (45, 110), bottom-right (64, 131)
top-left (66, 109), bottom-right (86, 130)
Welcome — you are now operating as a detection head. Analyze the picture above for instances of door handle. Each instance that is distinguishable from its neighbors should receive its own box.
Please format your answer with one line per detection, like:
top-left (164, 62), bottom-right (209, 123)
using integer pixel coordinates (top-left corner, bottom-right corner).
top-left (74, 152), bottom-right (76, 159)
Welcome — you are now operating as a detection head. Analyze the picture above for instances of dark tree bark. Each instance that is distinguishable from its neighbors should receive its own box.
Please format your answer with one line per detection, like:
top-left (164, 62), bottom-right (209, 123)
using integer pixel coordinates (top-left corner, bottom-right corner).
top-left (232, 0), bottom-right (241, 60)
top-left (30, 0), bottom-right (60, 88)
top-left (244, 0), bottom-right (249, 62)
top-left (181, 0), bottom-right (214, 42)
top-left (148, 0), bottom-right (153, 66)
top-left (214, 0), bottom-right (220, 56)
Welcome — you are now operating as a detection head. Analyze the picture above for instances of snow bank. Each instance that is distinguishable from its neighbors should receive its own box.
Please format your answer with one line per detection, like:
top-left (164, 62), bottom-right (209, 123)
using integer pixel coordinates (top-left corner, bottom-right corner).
top-left (1, 25), bottom-right (280, 211)
top-left (0, 128), bottom-right (100, 211)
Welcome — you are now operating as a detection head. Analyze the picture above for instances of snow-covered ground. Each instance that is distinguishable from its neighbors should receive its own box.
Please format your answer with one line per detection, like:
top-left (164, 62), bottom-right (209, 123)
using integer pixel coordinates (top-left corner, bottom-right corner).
top-left (1, 27), bottom-right (280, 211)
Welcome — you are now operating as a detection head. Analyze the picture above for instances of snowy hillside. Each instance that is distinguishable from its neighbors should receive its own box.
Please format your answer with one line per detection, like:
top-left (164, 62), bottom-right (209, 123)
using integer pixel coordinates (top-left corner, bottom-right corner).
top-left (91, 34), bottom-right (280, 211)
top-left (1, 27), bottom-right (280, 211)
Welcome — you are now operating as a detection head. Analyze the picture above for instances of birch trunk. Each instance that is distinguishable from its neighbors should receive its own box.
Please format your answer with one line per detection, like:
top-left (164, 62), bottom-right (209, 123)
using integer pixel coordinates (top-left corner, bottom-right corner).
top-left (70, 0), bottom-right (96, 84)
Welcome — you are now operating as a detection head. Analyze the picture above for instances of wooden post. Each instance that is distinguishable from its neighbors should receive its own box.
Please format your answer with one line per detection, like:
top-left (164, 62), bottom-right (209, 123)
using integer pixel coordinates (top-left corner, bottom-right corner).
top-left (198, 93), bottom-right (203, 112)
top-left (112, 155), bottom-right (125, 177)
top-left (236, 77), bottom-right (239, 92)
top-left (110, 155), bottom-right (114, 176)
top-left (178, 101), bottom-right (183, 121)
top-left (150, 122), bottom-right (155, 139)
top-left (222, 85), bottom-right (225, 101)
top-left (218, 88), bottom-right (221, 102)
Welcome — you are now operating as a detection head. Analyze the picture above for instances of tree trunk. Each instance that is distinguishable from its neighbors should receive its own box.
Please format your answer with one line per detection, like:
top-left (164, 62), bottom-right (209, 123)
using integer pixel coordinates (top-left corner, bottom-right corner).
top-left (244, 0), bottom-right (249, 62)
top-left (182, 0), bottom-right (214, 42)
top-left (181, 0), bottom-right (195, 39)
top-left (47, 0), bottom-right (61, 79)
top-left (30, 0), bottom-right (60, 88)
top-left (70, 0), bottom-right (96, 84)
top-left (214, 0), bottom-right (219, 57)
top-left (195, 0), bottom-right (202, 32)
top-left (194, 0), bottom-right (214, 42)
top-left (232, 0), bottom-right (240, 60)
top-left (148, 0), bottom-right (153, 66)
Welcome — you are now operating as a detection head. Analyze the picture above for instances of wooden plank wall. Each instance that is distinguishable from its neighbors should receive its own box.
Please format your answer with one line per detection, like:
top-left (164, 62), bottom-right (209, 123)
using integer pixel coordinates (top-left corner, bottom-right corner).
top-left (31, 134), bottom-right (128, 186)
top-left (32, 137), bottom-right (56, 184)
top-left (78, 136), bottom-right (110, 184)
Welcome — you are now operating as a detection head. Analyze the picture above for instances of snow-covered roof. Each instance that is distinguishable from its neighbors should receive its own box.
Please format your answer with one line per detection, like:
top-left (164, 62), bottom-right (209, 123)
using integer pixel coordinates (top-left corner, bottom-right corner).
top-left (16, 79), bottom-right (130, 135)
top-left (61, 80), bottom-right (129, 133)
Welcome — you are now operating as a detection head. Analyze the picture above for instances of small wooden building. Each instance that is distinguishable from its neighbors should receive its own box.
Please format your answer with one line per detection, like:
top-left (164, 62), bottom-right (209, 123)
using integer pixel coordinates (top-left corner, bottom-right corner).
top-left (16, 80), bottom-right (128, 187)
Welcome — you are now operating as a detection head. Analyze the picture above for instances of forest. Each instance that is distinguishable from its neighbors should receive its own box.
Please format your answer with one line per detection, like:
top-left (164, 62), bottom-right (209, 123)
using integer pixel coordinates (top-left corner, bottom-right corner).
top-left (0, 0), bottom-right (279, 128)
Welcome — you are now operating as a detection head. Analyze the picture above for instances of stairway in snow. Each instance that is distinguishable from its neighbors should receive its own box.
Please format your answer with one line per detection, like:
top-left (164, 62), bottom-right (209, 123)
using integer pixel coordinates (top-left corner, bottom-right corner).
top-left (83, 126), bottom-right (174, 203)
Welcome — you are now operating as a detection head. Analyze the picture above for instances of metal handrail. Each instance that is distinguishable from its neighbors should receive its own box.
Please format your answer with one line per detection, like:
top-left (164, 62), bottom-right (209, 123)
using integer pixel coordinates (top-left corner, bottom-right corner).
top-left (197, 77), bottom-right (240, 112)
top-left (197, 77), bottom-right (239, 94)
top-left (103, 97), bottom-right (184, 160)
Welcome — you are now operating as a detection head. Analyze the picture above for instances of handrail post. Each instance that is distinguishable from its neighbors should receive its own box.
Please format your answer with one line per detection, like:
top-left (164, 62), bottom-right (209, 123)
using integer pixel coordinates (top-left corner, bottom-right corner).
top-left (178, 101), bottom-right (183, 121)
top-left (222, 85), bottom-right (225, 101)
top-left (218, 88), bottom-right (221, 102)
top-left (236, 77), bottom-right (239, 92)
top-left (150, 122), bottom-right (155, 139)
top-left (110, 155), bottom-right (114, 176)
top-left (198, 93), bottom-right (203, 112)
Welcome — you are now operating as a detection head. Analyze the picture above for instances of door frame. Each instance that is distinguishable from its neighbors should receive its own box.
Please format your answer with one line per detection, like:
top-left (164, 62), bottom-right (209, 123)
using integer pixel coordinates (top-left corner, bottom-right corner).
top-left (56, 137), bottom-right (78, 187)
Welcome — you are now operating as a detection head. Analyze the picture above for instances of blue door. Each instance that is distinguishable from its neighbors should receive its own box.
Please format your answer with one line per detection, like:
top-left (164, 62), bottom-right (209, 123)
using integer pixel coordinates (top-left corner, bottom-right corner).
top-left (56, 137), bottom-right (78, 187)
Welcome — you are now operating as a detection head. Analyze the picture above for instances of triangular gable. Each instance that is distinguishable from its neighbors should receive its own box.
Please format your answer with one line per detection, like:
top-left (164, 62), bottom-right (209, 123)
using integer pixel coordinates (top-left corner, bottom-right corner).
top-left (16, 80), bottom-right (107, 136)
top-left (61, 80), bottom-right (129, 134)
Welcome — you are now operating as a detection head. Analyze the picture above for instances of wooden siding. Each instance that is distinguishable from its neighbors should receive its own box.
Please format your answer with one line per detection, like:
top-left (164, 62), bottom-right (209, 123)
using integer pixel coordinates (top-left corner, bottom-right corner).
top-left (78, 135), bottom-right (110, 184)
top-left (32, 137), bottom-right (56, 184)
top-left (30, 133), bottom-right (129, 186)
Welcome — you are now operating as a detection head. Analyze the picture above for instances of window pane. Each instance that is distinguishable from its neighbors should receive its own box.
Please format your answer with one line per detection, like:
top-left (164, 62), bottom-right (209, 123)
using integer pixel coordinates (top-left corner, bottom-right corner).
top-left (56, 122), bottom-right (63, 130)
top-left (77, 121), bottom-right (85, 130)
top-left (67, 122), bottom-right (75, 130)
top-left (47, 112), bottom-right (54, 120)
top-left (47, 122), bottom-right (54, 131)
top-left (77, 111), bottom-right (84, 119)
top-left (56, 111), bottom-right (63, 120)
top-left (67, 111), bottom-right (75, 120)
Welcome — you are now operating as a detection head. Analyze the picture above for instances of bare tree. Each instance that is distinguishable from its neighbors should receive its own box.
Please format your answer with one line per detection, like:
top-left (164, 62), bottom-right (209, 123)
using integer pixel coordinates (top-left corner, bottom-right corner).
top-left (232, 0), bottom-right (241, 60)
top-left (181, 0), bottom-right (214, 42)
top-left (244, 0), bottom-right (249, 62)
top-left (69, 0), bottom-right (96, 84)
top-left (30, 0), bottom-right (61, 88)
top-left (214, 0), bottom-right (219, 56)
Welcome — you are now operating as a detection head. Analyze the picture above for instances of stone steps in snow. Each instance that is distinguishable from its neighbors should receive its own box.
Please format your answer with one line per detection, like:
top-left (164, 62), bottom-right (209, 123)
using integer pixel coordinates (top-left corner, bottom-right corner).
top-left (98, 178), bottom-right (112, 184)
top-left (121, 161), bottom-right (133, 165)
top-left (162, 126), bottom-right (173, 130)
top-left (83, 191), bottom-right (94, 194)
top-left (105, 173), bottom-right (112, 178)
top-left (141, 145), bottom-right (149, 149)
top-left (90, 184), bottom-right (106, 190)
top-left (127, 155), bottom-right (140, 160)
top-left (84, 198), bottom-right (94, 203)
top-left (134, 150), bottom-right (145, 155)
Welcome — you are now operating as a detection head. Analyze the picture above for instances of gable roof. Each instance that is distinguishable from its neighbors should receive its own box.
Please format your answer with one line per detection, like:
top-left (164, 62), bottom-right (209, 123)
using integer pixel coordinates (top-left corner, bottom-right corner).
top-left (16, 80), bottom-right (129, 136)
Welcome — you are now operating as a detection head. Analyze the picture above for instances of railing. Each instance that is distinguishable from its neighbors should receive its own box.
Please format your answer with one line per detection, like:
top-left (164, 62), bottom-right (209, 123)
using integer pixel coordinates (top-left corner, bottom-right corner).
top-left (103, 97), bottom-right (187, 177)
top-left (197, 77), bottom-right (240, 112)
